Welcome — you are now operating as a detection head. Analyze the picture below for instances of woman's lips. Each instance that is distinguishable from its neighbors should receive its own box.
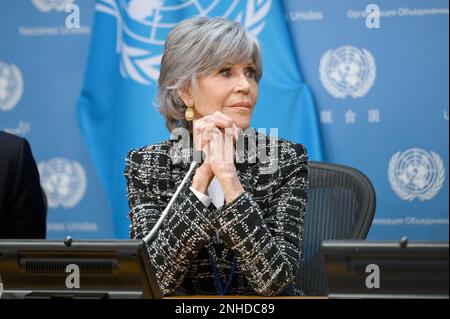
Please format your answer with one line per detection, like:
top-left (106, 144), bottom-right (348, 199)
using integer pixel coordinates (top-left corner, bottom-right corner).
top-left (227, 102), bottom-right (251, 109)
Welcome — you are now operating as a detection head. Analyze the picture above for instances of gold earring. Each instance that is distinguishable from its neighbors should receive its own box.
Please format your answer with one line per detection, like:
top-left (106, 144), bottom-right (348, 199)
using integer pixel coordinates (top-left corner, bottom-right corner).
top-left (185, 106), bottom-right (194, 121)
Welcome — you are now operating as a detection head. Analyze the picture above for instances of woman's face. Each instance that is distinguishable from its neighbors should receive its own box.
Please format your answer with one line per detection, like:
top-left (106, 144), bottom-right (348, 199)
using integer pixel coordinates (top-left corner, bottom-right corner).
top-left (187, 60), bottom-right (259, 129)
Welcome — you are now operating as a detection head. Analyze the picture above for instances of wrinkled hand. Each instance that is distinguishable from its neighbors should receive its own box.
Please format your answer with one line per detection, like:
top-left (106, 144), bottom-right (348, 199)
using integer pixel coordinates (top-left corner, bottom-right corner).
top-left (192, 112), bottom-right (242, 201)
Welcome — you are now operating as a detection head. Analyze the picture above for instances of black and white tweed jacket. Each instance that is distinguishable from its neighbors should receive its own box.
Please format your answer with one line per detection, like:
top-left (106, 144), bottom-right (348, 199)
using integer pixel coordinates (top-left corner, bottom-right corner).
top-left (125, 131), bottom-right (308, 296)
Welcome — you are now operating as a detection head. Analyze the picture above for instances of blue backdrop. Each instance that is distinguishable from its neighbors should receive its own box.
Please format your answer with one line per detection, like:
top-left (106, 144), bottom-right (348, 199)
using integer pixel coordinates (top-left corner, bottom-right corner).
top-left (284, 0), bottom-right (449, 240)
top-left (0, 0), bottom-right (448, 241)
top-left (0, 0), bottom-right (114, 238)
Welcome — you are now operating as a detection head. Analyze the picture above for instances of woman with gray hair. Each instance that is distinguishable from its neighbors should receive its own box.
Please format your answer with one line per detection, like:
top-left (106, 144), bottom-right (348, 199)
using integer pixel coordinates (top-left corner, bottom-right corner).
top-left (125, 17), bottom-right (308, 296)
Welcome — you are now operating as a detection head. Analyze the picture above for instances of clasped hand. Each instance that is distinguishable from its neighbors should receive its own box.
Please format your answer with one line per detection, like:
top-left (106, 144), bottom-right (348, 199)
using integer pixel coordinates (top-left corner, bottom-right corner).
top-left (191, 111), bottom-right (244, 202)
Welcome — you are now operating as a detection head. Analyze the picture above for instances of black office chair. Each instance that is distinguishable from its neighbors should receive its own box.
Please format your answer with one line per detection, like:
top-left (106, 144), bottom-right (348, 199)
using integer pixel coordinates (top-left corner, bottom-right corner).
top-left (295, 161), bottom-right (376, 296)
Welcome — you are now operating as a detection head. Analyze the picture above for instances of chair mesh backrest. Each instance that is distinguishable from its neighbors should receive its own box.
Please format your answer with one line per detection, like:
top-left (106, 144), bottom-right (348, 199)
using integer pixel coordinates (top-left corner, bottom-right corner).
top-left (296, 161), bottom-right (376, 295)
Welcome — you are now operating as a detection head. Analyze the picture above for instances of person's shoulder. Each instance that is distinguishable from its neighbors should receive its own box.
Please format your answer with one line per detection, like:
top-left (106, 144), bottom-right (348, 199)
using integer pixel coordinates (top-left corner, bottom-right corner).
top-left (256, 130), bottom-right (308, 164)
top-left (0, 131), bottom-right (29, 159)
top-left (126, 139), bottom-right (174, 168)
top-left (277, 136), bottom-right (308, 164)
top-left (0, 130), bottom-right (25, 146)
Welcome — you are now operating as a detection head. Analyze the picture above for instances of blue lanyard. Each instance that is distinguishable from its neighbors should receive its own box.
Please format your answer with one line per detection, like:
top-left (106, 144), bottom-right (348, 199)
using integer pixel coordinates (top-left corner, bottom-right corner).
top-left (208, 251), bottom-right (237, 296)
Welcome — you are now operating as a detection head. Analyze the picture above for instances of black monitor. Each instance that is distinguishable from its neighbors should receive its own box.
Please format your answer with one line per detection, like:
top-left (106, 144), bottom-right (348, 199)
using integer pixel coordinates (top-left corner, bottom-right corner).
top-left (322, 240), bottom-right (449, 299)
top-left (0, 238), bottom-right (162, 299)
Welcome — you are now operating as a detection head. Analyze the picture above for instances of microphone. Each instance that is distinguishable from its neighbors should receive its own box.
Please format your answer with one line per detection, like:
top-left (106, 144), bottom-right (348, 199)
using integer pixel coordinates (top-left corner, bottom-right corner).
top-left (143, 150), bottom-right (205, 244)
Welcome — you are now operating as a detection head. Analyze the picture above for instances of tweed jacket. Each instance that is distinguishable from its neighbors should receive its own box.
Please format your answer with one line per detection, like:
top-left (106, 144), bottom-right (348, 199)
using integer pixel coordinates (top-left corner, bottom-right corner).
top-left (125, 131), bottom-right (308, 296)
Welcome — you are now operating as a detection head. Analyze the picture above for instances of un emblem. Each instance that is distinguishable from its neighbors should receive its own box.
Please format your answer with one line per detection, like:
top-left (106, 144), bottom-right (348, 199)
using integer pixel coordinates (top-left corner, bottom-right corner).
top-left (38, 158), bottom-right (87, 208)
top-left (388, 148), bottom-right (445, 202)
top-left (319, 46), bottom-right (376, 99)
top-left (96, 0), bottom-right (272, 85)
top-left (31, 0), bottom-right (75, 12)
top-left (0, 61), bottom-right (24, 112)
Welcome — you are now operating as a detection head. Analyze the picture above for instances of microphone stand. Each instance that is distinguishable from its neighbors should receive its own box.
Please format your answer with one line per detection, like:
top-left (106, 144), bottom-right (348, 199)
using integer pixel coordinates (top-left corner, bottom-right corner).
top-left (143, 150), bottom-right (204, 244)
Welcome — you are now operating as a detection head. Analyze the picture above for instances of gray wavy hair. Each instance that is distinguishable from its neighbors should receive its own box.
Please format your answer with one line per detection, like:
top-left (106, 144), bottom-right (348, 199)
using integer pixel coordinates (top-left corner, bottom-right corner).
top-left (157, 17), bottom-right (263, 133)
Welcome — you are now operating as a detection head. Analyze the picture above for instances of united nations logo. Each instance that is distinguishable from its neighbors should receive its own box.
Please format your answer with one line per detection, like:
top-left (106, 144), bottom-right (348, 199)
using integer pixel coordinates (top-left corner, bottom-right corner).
top-left (319, 46), bottom-right (376, 99)
top-left (96, 0), bottom-right (272, 85)
top-left (31, 0), bottom-right (75, 12)
top-left (388, 148), bottom-right (445, 202)
top-left (0, 61), bottom-right (24, 112)
top-left (38, 158), bottom-right (87, 208)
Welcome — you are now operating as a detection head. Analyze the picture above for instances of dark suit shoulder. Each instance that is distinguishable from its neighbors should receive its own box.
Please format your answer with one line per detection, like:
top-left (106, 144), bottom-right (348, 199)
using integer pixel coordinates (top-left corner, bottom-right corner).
top-left (0, 131), bottom-right (27, 160)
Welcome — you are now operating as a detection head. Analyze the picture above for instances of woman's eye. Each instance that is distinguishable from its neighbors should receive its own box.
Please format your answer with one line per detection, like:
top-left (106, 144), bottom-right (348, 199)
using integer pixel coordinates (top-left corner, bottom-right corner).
top-left (219, 67), bottom-right (256, 78)
top-left (220, 69), bottom-right (232, 77)
top-left (246, 68), bottom-right (256, 78)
